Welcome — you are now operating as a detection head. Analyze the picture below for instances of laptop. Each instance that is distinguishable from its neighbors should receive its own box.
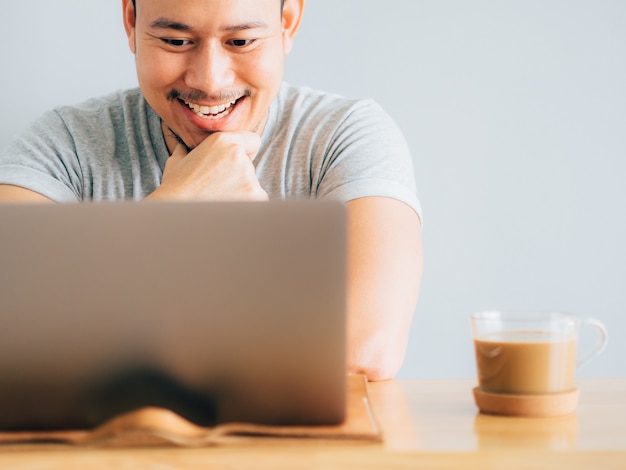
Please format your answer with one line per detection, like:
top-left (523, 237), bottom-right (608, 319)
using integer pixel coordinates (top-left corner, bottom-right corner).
top-left (0, 200), bottom-right (347, 431)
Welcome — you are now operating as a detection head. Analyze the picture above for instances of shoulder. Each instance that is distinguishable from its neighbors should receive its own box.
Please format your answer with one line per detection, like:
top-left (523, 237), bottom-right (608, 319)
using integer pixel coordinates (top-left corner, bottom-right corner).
top-left (278, 83), bottom-right (353, 108)
top-left (67, 88), bottom-right (145, 111)
top-left (52, 88), bottom-right (148, 124)
top-left (277, 84), bottom-right (404, 143)
top-left (42, 88), bottom-right (162, 155)
top-left (277, 83), bottom-right (382, 121)
top-left (268, 84), bottom-right (400, 149)
top-left (275, 84), bottom-right (402, 141)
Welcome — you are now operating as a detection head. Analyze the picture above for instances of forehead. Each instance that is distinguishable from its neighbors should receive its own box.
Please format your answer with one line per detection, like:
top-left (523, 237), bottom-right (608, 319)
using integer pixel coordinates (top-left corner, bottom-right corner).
top-left (136, 0), bottom-right (282, 21)
top-left (137, 0), bottom-right (283, 35)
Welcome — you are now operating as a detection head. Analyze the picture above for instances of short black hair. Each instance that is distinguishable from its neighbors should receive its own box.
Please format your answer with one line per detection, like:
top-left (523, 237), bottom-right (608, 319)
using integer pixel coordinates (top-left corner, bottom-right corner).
top-left (131, 0), bottom-right (285, 10)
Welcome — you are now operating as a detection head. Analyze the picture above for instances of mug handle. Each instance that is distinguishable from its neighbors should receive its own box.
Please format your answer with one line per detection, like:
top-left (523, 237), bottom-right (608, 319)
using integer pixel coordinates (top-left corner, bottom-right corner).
top-left (577, 317), bottom-right (609, 369)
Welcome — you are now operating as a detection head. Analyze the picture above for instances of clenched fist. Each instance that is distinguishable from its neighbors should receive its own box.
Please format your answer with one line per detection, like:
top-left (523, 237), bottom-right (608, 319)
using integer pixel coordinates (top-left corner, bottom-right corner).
top-left (147, 131), bottom-right (268, 201)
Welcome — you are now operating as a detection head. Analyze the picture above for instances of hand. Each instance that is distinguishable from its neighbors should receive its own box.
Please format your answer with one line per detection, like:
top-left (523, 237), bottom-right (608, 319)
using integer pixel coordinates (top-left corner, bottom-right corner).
top-left (147, 131), bottom-right (268, 201)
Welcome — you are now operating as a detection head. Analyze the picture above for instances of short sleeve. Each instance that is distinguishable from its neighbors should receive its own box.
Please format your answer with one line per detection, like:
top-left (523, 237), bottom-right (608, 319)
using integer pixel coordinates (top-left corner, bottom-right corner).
top-left (316, 100), bottom-right (422, 222)
top-left (0, 110), bottom-right (83, 202)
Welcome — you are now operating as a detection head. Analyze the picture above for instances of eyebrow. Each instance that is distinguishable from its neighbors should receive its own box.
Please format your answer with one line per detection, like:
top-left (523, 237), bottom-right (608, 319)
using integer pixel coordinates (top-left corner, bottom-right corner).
top-left (150, 18), bottom-right (192, 32)
top-left (222, 20), bottom-right (269, 32)
top-left (149, 17), bottom-right (269, 33)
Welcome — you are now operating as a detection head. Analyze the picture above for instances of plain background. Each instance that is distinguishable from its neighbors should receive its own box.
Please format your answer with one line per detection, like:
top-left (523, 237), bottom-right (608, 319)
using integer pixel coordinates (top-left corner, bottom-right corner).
top-left (1, 1), bottom-right (624, 378)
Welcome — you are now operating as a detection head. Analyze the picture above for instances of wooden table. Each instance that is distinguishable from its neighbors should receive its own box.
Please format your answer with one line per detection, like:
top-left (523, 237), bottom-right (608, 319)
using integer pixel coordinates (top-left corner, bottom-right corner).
top-left (0, 379), bottom-right (624, 469)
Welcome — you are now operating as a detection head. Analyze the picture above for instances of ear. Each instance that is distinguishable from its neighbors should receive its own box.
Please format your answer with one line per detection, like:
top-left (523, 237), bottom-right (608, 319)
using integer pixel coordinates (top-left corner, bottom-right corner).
top-left (281, 0), bottom-right (305, 55)
top-left (122, 0), bottom-right (137, 54)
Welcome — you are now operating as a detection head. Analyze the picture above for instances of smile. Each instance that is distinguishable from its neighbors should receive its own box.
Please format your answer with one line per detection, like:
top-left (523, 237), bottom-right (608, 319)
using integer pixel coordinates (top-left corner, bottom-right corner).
top-left (183, 98), bottom-right (239, 120)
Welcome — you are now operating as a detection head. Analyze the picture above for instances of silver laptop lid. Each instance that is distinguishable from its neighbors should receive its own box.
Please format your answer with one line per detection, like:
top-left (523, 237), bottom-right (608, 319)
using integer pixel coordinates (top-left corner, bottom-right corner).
top-left (0, 200), bottom-right (347, 431)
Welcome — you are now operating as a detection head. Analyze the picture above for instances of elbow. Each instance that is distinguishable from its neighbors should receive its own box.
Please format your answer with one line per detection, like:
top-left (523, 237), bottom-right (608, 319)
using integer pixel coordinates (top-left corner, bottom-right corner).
top-left (346, 308), bottom-right (414, 382)
top-left (346, 339), bottom-right (407, 382)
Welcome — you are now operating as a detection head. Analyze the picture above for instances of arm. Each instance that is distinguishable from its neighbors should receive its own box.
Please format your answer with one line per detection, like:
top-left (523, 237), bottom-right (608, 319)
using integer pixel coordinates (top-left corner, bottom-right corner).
top-left (345, 196), bottom-right (423, 381)
top-left (0, 184), bottom-right (53, 203)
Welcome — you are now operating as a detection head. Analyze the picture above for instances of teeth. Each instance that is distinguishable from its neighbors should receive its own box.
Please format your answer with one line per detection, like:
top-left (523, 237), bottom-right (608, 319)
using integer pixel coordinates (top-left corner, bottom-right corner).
top-left (185, 99), bottom-right (238, 119)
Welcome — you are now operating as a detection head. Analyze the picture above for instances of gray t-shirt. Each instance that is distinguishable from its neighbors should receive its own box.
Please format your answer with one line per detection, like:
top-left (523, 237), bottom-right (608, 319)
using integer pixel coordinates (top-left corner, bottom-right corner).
top-left (0, 84), bottom-right (421, 218)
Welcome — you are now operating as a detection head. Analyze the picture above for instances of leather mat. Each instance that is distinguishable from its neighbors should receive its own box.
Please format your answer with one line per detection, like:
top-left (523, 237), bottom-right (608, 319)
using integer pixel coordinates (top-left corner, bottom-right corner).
top-left (0, 375), bottom-right (382, 448)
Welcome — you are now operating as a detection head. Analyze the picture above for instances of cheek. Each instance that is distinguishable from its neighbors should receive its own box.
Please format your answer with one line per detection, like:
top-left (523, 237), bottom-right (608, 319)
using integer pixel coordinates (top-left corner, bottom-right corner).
top-left (242, 49), bottom-right (285, 92)
top-left (136, 49), bottom-right (182, 91)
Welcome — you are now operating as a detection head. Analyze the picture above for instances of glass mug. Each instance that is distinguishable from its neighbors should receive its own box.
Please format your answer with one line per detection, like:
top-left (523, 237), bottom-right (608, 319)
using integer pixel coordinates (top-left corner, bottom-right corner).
top-left (470, 310), bottom-right (608, 395)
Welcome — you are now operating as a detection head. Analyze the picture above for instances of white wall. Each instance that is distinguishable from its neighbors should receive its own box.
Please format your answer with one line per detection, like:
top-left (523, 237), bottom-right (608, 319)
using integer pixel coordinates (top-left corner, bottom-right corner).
top-left (2, 1), bottom-right (624, 378)
top-left (0, 1), bottom-right (138, 146)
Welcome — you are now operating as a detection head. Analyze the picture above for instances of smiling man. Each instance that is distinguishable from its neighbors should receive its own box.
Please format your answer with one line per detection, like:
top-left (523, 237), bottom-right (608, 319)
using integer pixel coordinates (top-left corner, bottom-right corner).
top-left (0, 0), bottom-right (423, 380)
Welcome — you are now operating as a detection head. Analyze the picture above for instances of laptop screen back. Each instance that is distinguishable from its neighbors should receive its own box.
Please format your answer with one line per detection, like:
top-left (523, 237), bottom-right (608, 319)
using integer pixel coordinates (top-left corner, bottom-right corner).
top-left (0, 201), bottom-right (347, 431)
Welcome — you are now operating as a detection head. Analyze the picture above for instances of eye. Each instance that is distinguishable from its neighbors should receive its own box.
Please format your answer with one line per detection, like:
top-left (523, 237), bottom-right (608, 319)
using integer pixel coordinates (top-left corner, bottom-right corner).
top-left (227, 39), bottom-right (256, 48)
top-left (161, 38), bottom-right (192, 48)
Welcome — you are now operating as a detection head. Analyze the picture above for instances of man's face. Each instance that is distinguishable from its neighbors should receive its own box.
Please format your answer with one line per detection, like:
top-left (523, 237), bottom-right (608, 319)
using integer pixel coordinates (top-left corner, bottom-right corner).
top-left (124, 0), bottom-right (294, 150)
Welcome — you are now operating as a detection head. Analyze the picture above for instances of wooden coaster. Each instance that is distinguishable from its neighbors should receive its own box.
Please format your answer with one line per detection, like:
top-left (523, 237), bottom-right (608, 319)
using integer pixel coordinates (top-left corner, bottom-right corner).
top-left (473, 387), bottom-right (580, 417)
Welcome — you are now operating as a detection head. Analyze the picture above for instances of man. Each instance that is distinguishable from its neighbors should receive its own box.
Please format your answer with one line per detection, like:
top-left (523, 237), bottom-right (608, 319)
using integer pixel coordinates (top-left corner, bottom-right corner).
top-left (0, 0), bottom-right (423, 380)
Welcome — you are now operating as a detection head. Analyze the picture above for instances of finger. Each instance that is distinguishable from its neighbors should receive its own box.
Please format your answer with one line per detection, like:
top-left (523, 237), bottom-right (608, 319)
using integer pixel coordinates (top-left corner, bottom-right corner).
top-left (168, 143), bottom-right (189, 162)
top-left (236, 132), bottom-right (262, 161)
top-left (198, 131), bottom-right (261, 161)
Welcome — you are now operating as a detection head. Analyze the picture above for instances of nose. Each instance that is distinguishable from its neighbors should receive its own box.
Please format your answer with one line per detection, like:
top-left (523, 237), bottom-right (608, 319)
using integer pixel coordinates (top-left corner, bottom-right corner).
top-left (184, 41), bottom-right (235, 95)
